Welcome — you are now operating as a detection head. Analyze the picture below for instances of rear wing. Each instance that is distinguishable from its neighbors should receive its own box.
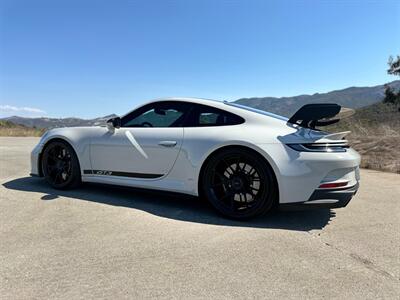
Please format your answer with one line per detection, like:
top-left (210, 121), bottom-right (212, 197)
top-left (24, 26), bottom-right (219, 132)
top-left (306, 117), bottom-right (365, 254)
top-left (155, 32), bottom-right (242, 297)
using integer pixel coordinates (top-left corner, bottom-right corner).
top-left (288, 103), bottom-right (343, 129)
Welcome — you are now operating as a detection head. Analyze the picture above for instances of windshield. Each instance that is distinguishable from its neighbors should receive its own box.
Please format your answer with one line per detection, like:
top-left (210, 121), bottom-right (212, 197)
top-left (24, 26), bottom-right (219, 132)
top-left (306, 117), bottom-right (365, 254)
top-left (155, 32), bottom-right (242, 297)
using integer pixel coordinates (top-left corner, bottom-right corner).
top-left (224, 101), bottom-right (288, 121)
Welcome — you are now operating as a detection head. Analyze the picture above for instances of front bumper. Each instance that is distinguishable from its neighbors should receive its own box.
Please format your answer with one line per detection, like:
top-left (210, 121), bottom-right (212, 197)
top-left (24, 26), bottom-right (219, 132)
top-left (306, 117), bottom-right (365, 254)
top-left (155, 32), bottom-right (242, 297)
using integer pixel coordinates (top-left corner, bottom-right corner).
top-left (30, 142), bottom-right (44, 176)
top-left (280, 182), bottom-right (359, 210)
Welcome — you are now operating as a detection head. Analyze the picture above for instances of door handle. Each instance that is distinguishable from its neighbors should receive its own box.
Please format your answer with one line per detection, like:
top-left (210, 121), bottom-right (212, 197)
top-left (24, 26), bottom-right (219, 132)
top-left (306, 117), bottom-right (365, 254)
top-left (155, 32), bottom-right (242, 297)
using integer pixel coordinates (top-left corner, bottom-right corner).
top-left (158, 141), bottom-right (177, 147)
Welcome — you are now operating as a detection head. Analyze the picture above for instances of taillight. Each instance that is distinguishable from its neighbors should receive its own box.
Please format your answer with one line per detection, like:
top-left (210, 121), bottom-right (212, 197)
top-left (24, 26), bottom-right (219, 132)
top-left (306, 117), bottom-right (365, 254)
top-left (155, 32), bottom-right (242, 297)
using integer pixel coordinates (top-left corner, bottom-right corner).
top-left (286, 142), bottom-right (349, 153)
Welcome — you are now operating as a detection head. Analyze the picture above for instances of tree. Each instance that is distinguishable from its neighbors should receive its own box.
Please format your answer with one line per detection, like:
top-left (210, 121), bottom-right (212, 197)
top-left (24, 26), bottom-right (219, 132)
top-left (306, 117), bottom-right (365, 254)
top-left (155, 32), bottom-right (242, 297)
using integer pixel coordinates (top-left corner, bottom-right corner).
top-left (384, 55), bottom-right (400, 109)
top-left (387, 55), bottom-right (400, 76)
top-left (383, 85), bottom-right (398, 104)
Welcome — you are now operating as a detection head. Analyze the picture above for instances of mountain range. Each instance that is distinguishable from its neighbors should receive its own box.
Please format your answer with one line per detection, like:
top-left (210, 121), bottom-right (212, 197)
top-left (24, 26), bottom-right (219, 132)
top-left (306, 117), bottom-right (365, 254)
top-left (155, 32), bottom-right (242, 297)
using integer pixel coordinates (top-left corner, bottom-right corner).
top-left (235, 80), bottom-right (400, 117)
top-left (1, 80), bottom-right (399, 128)
top-left (2, 114), bottom-right (117, 129)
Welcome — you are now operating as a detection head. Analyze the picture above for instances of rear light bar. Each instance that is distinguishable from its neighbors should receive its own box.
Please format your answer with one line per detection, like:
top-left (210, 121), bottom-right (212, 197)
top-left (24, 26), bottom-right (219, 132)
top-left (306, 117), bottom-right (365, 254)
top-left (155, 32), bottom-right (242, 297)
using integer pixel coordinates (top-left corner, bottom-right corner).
top-left (287, 142), bottom-right (349, 152)
top-left (318, 181), bottom-right (349, 189)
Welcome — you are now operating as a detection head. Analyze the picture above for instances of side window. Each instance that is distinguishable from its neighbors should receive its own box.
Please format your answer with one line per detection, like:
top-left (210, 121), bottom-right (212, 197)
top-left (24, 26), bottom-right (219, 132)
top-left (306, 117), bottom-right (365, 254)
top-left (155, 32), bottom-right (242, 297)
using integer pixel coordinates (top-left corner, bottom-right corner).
top-left (199, 112), bottom-right (219, 125)
top-left (186, 105), bottom-right (245, 127)
top-left (121, 102), bottom-right (189, 127)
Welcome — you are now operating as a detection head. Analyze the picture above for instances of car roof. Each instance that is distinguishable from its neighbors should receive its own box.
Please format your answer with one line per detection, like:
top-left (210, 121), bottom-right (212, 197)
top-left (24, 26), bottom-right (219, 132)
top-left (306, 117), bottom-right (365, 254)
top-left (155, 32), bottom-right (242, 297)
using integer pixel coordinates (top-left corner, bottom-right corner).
top-left (155, 97), bottom-right (225, 106)
top-left (154, 97), bottom-right (288, 122)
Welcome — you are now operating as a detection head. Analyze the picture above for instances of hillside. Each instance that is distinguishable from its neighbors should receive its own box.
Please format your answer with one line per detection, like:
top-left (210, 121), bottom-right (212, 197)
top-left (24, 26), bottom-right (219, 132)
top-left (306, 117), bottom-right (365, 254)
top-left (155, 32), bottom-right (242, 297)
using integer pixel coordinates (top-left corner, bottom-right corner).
top-left (0, 120), bottom-right (45, 137)
top-left (235, 80), bottom-right (400, 117)
top-left (326, 102), bottom-right (400, 136)
top-left (324, 102), bottom-right (400, 173)
top-left (2, 114), bottom-right (117, 129)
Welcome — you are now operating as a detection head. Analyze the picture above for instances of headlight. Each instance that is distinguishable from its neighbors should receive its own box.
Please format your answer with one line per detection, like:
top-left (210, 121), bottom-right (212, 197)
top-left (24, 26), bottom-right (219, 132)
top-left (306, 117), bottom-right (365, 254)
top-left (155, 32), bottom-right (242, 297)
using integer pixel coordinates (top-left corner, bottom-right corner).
top-left (286, 143), bottom-right (348, 152)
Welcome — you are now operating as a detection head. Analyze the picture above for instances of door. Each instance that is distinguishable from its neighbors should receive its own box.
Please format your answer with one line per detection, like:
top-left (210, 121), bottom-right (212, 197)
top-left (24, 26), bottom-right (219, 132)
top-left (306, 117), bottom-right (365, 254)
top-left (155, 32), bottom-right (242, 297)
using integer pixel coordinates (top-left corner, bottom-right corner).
top-left (89, 101), bottom-right (191, 179)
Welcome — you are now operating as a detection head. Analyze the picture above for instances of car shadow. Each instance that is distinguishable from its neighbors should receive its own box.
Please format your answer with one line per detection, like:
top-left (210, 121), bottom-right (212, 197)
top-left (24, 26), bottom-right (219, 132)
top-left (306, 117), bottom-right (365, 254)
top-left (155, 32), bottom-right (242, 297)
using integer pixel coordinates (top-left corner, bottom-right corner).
top-left (3, 177), bottom-right (336, 231)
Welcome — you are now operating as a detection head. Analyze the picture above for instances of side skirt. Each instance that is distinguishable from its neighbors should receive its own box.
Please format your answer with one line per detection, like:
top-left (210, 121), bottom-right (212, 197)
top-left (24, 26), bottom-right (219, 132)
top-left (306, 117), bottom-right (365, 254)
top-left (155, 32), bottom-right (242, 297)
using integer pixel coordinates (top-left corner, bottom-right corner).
top-left (83, 169), bottom-right (163, 179)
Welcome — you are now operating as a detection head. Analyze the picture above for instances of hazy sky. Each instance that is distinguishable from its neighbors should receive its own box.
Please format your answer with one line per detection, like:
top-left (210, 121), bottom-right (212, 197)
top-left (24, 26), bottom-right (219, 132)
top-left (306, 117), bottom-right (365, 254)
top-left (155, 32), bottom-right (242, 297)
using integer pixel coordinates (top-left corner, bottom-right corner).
top-left (1, 0), bottom-right (399, 118)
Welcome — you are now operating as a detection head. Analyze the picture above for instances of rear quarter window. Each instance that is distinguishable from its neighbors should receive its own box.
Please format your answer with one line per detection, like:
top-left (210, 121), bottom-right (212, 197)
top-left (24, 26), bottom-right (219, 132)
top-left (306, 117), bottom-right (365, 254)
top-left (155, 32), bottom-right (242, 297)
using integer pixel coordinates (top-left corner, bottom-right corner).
top-left (186, 104), bottom-right (245, 127)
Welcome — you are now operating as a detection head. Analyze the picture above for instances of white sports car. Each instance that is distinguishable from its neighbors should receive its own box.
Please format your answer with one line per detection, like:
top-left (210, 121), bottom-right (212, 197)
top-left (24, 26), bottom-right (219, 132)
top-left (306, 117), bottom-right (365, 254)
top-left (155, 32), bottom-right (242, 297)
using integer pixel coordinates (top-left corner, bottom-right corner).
top-left (31, 98), bottom-right (360, 219)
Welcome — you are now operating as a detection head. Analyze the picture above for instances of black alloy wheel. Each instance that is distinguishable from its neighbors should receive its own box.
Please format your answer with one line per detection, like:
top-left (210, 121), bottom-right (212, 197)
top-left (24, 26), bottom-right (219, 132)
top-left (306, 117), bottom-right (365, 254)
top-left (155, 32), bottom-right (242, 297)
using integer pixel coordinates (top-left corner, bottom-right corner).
top-left (202, 148), bottom-right (277, 219)
top-left (42, 141), bottom-right (81, 189)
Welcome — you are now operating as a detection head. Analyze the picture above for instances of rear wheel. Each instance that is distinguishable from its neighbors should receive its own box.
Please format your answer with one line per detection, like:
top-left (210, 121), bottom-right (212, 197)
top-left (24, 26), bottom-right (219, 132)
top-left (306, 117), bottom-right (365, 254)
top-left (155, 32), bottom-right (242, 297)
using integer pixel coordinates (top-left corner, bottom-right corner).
top-left (41, 140), bottom-right (81, 189)
top-left (202, 148), bottom-right (277, 220)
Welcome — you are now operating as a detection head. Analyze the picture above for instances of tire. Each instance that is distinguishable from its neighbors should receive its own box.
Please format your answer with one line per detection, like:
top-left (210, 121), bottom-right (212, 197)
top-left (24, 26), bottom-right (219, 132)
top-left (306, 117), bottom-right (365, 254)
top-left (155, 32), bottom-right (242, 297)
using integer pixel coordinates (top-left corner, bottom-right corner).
top-left (202, 148), bottom-right (277, 220)
top-left (41, 140), bottom-right (82, 189)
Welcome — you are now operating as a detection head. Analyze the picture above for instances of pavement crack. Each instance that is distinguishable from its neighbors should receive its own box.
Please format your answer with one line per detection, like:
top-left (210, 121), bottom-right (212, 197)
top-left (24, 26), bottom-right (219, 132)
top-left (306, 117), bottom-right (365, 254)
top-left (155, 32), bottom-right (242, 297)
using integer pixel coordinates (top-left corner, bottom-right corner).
top-left (348, 252), bottom-right (397, 281)
top-left (308, 231), bottom-right (398, 282)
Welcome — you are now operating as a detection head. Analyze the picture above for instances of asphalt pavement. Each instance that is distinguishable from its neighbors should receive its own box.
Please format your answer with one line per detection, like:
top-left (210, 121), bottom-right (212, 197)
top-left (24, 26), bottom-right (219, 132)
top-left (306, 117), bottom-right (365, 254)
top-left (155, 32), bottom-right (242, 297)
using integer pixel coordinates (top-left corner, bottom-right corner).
top-left (1, 137), bottom-right (399, 299)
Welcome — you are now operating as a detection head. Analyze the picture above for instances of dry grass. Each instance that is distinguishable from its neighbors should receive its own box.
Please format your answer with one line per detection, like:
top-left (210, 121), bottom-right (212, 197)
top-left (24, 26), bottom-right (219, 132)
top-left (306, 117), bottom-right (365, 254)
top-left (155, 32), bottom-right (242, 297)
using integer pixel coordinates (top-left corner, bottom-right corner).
top-left (0, 128), bottom-right (44, 137)
top-left (325, 102), bottom-right (400, 173)
top-left (349, 136), bottom-right (400, 174)
top-left (0, 121), bottom-right (44, 137)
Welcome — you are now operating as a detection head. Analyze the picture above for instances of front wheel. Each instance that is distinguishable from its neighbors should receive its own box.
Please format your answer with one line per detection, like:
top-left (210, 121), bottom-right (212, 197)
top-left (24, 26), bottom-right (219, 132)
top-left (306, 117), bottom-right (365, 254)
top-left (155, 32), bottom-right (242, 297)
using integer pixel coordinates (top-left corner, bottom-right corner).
top-left (41, 140), bottom-right (82, 189)
top-left (202, 148), bottom-right (278, 220)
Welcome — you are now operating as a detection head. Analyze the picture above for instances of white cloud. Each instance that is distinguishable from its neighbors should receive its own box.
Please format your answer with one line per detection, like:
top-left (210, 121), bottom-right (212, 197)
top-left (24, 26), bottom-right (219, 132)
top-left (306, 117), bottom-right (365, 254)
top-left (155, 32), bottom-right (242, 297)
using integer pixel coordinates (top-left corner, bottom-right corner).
top-left (0, 105), bottom-right (46, 115)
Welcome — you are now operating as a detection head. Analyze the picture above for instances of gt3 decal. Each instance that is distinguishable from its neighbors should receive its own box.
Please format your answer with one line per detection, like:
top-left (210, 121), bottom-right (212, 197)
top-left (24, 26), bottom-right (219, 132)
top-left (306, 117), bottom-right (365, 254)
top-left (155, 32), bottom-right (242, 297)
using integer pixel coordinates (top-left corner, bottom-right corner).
top-left (83, 170), bottom-right (163, 179)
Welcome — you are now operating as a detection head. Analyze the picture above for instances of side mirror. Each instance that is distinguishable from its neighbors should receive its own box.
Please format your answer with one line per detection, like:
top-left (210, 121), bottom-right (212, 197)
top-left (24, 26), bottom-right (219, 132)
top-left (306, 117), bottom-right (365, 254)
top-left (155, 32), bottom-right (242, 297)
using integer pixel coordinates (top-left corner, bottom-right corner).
top-left (106, 117), bottom-right (121, 131)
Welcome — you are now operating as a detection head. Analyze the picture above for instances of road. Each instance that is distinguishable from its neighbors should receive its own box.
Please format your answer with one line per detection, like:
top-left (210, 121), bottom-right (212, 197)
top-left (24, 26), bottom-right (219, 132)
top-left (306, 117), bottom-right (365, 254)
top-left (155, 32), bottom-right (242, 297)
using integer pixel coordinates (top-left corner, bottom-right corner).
top-left (0, 137), bottom-right (399, 299)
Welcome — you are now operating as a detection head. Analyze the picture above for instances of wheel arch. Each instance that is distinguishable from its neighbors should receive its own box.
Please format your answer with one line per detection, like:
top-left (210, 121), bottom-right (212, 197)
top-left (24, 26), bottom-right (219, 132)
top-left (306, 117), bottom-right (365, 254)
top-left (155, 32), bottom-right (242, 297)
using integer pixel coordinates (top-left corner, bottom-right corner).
top-left (197, 144), bottom-right (280, 201)
top-left (38, 137), bottom-right (81, 177)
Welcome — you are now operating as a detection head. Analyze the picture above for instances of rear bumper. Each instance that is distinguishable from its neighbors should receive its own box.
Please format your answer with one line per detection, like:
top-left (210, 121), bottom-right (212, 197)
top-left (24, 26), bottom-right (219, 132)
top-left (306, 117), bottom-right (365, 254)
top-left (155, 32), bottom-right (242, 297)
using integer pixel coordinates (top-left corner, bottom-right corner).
top-left (255, 143), bottom-right (361, 205)
top-left (280, 182), bottom-right (359, 210)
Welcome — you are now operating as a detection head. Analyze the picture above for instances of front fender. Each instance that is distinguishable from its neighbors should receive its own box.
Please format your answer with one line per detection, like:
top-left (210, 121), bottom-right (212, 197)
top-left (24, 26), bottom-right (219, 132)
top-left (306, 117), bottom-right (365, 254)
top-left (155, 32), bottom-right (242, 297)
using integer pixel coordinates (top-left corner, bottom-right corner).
top-left (33, 127), bottom-right (100, 175)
